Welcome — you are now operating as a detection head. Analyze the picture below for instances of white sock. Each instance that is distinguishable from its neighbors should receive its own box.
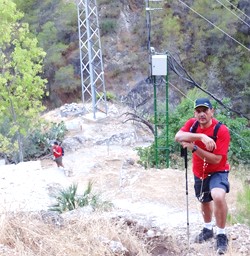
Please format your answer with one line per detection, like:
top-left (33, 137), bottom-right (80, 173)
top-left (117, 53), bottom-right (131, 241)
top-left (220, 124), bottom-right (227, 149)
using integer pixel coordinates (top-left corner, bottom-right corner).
top-left (204, 222), bottom-right (213, 230)
top-left (216, 227), bottom-right (226, 235)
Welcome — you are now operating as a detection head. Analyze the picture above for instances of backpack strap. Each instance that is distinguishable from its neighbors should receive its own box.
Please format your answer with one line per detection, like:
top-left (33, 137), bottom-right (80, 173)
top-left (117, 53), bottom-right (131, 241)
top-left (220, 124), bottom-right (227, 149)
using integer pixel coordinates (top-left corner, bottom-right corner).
top-left (190, 120), bottom-right (199, 133)
top-left (210, 121), bottom-right (222, 142)
top-left (190, 120), bottom-right (222, 142)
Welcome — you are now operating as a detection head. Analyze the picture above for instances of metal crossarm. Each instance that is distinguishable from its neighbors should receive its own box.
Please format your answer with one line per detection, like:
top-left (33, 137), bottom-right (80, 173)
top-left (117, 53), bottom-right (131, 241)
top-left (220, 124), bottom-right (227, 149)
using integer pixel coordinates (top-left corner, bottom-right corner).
top-left (77, 0), bottom-right (107, 118)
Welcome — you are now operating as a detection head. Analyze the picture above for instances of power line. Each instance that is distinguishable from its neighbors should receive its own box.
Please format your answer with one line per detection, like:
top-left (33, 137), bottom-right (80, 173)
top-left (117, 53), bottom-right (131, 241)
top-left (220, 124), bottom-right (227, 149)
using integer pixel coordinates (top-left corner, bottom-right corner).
top-left (229, 128), bottom-right (250, 146)
top-left (223, 0), bottom-right (250, 21)
top-left (178, 0), bottom-right (250, 52)
top-left (145, 2), bottom-right (250, 119)
top-left (166, 52), bottom-right (250, 120)
top-left (169, 80), bottom-right (250, 146)
top-left (169, 81), bottom-right (193, 102)
top-left (215, 0), bottom-right (250, 28)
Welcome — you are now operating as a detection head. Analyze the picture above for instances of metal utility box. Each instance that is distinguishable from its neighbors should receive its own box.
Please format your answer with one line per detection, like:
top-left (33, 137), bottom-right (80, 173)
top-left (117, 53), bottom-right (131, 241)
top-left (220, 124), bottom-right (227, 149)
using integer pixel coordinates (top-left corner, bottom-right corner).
top-left (151, 55), bottom-right (168, 76)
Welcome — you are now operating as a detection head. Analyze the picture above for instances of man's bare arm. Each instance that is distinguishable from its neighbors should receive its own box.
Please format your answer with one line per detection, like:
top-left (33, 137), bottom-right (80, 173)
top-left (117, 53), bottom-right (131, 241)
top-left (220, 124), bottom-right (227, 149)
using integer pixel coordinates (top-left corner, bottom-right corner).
top-left (175, 130), bottom-right (216, 151)
top-left (181, 141), bottom-right (222, 164)
top-left (175, 130), bottom-right (203, 142)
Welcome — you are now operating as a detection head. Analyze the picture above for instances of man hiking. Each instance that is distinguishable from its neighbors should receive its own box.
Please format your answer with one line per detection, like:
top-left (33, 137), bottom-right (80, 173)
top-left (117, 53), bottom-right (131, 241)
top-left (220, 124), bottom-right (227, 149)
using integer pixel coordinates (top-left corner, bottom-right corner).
top-left (52, 141), bottom-right (65, 170)
top-left (175, 98), bottom-right (230, 255)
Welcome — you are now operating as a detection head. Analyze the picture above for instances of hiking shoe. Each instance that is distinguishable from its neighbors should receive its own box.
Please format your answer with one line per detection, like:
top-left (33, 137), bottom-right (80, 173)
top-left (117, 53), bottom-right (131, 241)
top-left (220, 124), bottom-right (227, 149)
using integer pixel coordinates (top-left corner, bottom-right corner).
top-left (194, 228), bottom-right (213, 243)
top-left (216, 234), bottom-right (228, 255)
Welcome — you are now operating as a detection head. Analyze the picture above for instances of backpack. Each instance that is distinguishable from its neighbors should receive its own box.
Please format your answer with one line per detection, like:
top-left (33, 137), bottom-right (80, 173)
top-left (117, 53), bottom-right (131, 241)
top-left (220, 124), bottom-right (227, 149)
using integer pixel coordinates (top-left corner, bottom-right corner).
top-left (190, 120), bottom-right (222, 142)
top-left (61, 146), bottom-right (64, 156)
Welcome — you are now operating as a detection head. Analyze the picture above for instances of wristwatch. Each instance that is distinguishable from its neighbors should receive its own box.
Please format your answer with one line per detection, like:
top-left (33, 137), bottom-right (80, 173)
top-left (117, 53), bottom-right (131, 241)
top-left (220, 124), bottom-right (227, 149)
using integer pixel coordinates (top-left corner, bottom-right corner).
top-left (192, 145), bottom-right (198, 153)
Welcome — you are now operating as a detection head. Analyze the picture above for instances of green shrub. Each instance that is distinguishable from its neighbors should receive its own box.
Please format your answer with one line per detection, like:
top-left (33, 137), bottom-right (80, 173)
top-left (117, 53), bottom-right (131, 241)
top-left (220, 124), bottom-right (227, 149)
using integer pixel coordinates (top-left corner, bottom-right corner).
top-left (96, 91), bottom-right (116, 102)
top-left (215, 101), bottom-right (250, 165)
top-left (23, 121), bottom-right (67, 160)
top-left (100, 19), bottom-right (117, 35)
top-left (49, 182), bottom-right (113, 213)
top-left (0, 118), bottom-right (67, 162)
top-left (136, 89), bottom-right (250, 168)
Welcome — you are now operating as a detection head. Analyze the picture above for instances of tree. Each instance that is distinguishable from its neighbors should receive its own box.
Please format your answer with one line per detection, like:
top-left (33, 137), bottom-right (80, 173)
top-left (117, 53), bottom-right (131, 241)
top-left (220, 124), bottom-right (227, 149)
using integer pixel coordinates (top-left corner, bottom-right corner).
top-left (0, 0), bottom-right (47, 162)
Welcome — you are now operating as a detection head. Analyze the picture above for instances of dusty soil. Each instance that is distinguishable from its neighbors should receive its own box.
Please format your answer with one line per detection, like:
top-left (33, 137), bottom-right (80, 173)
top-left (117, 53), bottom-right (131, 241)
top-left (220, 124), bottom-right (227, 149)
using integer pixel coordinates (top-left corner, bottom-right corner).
top-left (0, 103), bottom-right (249, 255)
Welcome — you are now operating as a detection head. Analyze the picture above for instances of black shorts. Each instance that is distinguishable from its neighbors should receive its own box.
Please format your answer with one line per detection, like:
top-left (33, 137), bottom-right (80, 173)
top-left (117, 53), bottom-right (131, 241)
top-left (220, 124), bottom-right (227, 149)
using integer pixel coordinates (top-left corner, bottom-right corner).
top-left (194, 172), bottom-right (230, 203)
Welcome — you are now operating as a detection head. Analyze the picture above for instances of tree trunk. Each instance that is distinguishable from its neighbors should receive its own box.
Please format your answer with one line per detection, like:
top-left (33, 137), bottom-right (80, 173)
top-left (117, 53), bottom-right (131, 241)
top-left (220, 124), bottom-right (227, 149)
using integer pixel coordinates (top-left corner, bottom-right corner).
top-left (17, 131), bottom-right (24, 162)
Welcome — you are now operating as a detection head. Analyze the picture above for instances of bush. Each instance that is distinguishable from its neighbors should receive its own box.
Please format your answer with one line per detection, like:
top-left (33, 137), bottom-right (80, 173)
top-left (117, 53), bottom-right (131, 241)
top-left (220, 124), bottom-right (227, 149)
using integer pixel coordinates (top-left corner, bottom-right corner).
top-left (136, 89), bottom-right (250, 168)
top-left (23, 121), bottom-right (67, 160)
top-left (97, 91), bottom-right (116, 102)
top-left (100, 18), bottom-right (117, 35)
top-left (49, 182), bottom-right (113, 213)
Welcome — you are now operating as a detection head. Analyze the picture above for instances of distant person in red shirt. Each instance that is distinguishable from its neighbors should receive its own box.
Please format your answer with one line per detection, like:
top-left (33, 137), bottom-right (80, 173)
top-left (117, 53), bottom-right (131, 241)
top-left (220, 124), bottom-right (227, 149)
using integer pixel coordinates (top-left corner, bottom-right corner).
top-left (52, 141), bottom-right (65, 169)
top-left (175, 98), bottom-right (230, 255)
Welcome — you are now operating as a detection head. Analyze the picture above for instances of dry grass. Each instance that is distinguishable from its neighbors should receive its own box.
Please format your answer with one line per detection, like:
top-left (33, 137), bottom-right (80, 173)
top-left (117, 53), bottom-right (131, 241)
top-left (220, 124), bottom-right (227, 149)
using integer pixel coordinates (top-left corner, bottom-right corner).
top-left (0, 211), bottom-right (152, 256)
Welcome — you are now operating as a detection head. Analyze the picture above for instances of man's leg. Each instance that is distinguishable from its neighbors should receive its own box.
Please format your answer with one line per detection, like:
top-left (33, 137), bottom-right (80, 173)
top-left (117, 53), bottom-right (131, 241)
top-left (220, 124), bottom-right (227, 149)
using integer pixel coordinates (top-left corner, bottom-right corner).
top-left (210, 176), bottom-right (229, 254)
top-left (194, 176), bottom-right (214, 243)
top-left (211, 188), bottom-right (227, 228)
top-left (201, 201), bottom-right (213, 223)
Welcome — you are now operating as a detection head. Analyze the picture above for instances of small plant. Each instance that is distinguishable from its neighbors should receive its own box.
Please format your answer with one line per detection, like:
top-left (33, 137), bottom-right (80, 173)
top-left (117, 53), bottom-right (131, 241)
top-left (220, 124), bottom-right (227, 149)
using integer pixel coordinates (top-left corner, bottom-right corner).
top-left (97, 91), bottom-right (116, 102)
top-left (106, 91), bottom-right (116, 101)
top-left (100, 18), bottom-right (117, 35)
top-left (49, 182), bottom-right (113, 213)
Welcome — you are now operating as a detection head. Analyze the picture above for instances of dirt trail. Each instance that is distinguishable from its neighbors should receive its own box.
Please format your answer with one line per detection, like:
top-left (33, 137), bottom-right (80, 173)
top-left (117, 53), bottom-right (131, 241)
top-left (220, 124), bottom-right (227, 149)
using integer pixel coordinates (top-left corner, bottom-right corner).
top-left (0, 103), bottom-right (247, 255)
top-left (40, 105), bottom-right (240, 231)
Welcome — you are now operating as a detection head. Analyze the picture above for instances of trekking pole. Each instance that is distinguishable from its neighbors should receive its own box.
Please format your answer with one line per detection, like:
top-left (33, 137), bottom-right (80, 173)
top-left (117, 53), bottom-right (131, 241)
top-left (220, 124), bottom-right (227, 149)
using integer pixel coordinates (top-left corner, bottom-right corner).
top-left (181, 147), bottom-right (190, 250)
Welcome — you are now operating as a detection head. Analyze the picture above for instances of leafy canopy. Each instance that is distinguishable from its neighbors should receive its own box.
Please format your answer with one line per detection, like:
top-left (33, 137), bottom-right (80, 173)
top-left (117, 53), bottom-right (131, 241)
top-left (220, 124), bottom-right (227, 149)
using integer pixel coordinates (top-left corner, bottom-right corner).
top-left (0, 0), bottom-right (47, 161)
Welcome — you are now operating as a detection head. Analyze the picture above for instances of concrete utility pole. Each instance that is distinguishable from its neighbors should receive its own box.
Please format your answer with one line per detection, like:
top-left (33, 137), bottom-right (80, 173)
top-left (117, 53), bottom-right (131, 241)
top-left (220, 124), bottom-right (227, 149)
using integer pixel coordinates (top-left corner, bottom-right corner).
top-left (77, 0), bottom-right (107, 119)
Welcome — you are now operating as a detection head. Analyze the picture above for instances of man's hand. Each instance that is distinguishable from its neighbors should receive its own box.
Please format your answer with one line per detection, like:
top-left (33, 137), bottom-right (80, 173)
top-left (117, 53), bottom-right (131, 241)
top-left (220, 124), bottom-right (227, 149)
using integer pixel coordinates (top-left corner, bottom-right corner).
top-left (181, 142), bottom-right (194, 151)
top-left (200, 134), bottom-right (216, 151)
top-left (182, 140), bottom-right (222, 164)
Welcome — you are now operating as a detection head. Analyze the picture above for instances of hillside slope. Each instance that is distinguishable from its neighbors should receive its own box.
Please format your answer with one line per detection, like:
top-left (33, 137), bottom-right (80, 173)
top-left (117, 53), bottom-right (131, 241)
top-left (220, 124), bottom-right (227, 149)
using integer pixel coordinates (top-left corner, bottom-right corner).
top-left (0, 102), bottom-right (249, 255)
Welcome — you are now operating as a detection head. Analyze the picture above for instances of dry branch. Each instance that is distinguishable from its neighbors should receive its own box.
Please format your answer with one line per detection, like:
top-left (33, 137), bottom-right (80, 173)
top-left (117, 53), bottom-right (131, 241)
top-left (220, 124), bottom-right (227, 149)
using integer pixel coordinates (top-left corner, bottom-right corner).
top-left (122, 112), bottom-right (154, 134)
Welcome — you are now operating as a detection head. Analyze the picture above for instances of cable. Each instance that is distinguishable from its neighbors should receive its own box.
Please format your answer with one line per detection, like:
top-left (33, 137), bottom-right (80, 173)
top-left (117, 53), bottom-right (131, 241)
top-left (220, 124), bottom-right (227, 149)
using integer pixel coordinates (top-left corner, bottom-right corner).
top-left (223, 0), bottom-right (250, 21)
top-left (146, 5), bottom-right (152, 51)
top-left (169, 81), bottom-right (193, 102)
top-left (146, 0), bottom-right (153, 79)
top-left (229, 128), bottom-right (250, 146)
top-left (178, 0), bottom-right (250, 52)
top-left (144, 2), bottom-right (249, 119)
top-left (215, 0), bottom-right (250, 28)
top-left (144, 2), bottom-right (250, 146)
top-left (166, 53), bottom-right (250, 120)
top-left (168, 81), bottom-right (250, 146)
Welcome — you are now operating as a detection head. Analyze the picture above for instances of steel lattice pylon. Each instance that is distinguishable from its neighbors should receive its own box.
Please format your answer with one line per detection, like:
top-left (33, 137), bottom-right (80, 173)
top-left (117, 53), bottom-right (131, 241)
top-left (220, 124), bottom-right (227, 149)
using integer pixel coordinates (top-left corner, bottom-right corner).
top-left (77, 0), bottom-right (107, 118)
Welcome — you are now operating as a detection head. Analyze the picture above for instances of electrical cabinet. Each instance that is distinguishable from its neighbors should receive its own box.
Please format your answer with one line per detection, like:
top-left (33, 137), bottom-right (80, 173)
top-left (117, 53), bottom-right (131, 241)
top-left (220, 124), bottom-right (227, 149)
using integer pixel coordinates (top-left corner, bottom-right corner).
top-left (151, 55), bottom-right (167, 76)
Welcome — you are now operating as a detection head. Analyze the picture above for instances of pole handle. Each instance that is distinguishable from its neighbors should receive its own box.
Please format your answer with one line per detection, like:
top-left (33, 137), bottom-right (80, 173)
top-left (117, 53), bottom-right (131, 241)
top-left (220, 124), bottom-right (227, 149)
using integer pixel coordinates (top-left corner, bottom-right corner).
top-left (181, 147), bottom-right (188, 169)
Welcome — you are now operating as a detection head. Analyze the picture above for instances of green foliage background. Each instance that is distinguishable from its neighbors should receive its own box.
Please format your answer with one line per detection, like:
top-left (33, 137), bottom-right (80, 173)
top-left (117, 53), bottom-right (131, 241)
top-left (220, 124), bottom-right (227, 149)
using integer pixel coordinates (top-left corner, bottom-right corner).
top-left (0, 0), bottom-right (47, 162)
top-left (10, 0), bottom-right (249, 117)
top-left (137, 89), bottom-right (250, 168)
top-left (1, 0), bottom-right (248, 162)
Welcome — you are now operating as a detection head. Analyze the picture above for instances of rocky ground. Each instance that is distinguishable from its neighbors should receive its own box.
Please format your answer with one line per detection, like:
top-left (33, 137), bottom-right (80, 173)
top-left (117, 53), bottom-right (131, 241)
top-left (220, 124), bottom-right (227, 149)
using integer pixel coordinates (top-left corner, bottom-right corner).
top-left (0, 102), bottom-right (249, 255)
